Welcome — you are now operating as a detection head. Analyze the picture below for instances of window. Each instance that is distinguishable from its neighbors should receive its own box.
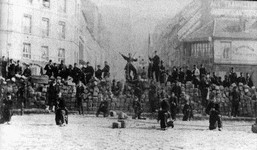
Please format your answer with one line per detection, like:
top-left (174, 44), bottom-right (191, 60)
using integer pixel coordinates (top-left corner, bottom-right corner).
top-left (221, 41), bottom-right (231, 59)
top-left (58, 21), bottom-right (66, 39)
top-left (41, 46), bottom-right (49, 61)
top-left (23, 15), bottom-right (32, 34)
top-left (43, 0), bottom-right (50, 8)
top-left (58, 48), bottom-right (65, 62)
top-left (23, 43), bottom-right (31, 59)
top-left (42, 18), bottom-right (49, 37)
top-left (59, 0), bottom-right (66, 13)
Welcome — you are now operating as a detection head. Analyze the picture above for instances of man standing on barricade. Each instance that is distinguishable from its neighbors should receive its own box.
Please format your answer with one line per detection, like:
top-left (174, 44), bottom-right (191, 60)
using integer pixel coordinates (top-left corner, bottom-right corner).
top-left (44, 60), bottom-right (52, 78)
top-left (102, 61), bottom-right (110, 79)
top-left (120, 52), bottom-right (138, 81)
top-left (149, 51), bottom-right (160, 82)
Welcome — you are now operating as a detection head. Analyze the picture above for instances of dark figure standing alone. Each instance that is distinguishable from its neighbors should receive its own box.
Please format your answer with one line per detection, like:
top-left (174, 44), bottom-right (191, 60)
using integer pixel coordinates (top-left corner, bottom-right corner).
top-left (1, 93), bottom-right (13, 124)
top-left (120, 52), bottom-right (138, 81)
top-left (96, 95), bottom-right (109, 117)
top-left (55, 92), bottom-right (68, 126)
top-left (206, 94), bottom-right (222, 131)
top-left (158, 98), bottom-right (170, 130)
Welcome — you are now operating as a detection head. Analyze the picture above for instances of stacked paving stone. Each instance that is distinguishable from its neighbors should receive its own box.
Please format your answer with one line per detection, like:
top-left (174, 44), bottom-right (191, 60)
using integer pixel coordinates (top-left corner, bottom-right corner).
top-left (181, 81), bottom-right (257, 117)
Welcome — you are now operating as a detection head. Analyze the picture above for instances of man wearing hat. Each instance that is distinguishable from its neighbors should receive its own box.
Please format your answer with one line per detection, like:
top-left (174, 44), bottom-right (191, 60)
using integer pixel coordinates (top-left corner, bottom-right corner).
top-left (8, 59), bottom-right (16, 79)
top-left (95, 65), bottom-right (102, 80)
top-left (206, 94), bottom-right (222, 130)
top-left (44, 60), bottom-right (53, 78)
top-left (149, 51), bottom-right (160, 82)
top-left (15, 60), bottom-right (22, 75)
top-left (1, 92), bottom-right (13, 124)
top-left (83, 62), bottom-right (94, 84)
top-left (102, 61), bottom-right (110, 78)
top-left (23, 64), bottom-right (31, 78)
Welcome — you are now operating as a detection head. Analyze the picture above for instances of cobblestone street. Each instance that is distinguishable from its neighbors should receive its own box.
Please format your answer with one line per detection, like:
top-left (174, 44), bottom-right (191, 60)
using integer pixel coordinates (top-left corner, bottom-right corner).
top-left (0, 114), bottom-right (257, 150)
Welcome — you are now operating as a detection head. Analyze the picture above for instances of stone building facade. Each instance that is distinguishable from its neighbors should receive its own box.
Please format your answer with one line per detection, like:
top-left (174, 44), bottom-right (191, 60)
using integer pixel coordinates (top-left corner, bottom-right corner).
top-left (0, 0), bottom-right (106, 74)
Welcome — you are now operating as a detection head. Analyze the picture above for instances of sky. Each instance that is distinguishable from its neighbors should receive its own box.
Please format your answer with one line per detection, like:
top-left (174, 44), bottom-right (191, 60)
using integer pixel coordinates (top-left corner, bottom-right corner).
top-left (89, 0), bottom-right (192, 79)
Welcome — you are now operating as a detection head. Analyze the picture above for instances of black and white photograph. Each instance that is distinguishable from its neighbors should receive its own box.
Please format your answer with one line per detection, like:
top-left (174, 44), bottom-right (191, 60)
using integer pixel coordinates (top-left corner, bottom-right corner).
top-left (1, 0), bottom-right (257, 149)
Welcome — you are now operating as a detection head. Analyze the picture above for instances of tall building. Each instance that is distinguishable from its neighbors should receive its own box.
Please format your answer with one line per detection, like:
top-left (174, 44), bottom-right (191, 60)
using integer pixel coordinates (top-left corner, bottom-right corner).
top-left (0, 0), bottom-right (106, 74)
top-left (154, 0), bottom-right (257, 85)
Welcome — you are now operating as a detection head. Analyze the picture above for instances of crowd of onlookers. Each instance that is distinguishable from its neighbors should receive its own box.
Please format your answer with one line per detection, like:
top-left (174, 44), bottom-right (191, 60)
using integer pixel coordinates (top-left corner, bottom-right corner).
top-left (1, 56), bottom-right (110, 85)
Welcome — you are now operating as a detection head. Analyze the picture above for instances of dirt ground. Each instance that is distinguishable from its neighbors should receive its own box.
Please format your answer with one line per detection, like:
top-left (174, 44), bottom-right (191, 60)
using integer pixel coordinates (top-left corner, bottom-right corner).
top-left (0, 114), bottom-right (257, 150)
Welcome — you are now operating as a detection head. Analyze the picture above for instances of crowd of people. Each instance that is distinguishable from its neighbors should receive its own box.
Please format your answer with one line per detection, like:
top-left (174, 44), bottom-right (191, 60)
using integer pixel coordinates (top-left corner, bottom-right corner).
top-left (0, 51), bottom-right (256, 130)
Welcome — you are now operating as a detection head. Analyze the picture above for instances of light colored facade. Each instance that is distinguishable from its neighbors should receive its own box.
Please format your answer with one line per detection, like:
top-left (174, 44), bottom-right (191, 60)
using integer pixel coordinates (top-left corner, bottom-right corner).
top-left (0, 0), bottom-right (106, 72)
top-left (154, 0), bottom-right (257, 85)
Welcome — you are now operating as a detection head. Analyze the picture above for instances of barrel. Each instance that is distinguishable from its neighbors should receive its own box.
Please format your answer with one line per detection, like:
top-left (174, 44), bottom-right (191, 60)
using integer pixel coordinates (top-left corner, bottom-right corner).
top-left (120, 121), bottom-right (126, 128)
top-left (112, 122), bottom-right (119, 129)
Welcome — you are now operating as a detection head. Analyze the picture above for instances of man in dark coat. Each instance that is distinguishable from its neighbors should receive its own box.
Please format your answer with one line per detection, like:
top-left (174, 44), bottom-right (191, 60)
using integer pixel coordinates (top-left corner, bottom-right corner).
top-left (72, 63), bottom-right (81, 84)
top-left (76, 81), bottom-right (84, 115)
top-left (23, 64), bottom-right (31, 78)
top-left (223, 75), bottom-right (230, 88)
top-left (120, 52), bottom-right (138, 81)
top-left (200, 64), bottom-right (207, 80)
top-left (178, 68), bottom-right (185, 83)
top-left (149, 51), bottom-right (160, 82)
top-left (172, 67), bottom-right (178, 83)
top-left (158, 98), bottom-right (170, 130)
top-left (229, 67), bottom-right (237, 84)
top-left (148, 60), bottom-right (153, 79)
top-left (1, 92), bottom-right (13, 124)
top-left (84, 62), bottom-right (94, 84)
top-left (55, 92), bottom-right (68, 126)
top-left (8, 59), bottom-right (16, 79)
top-left (95, 65), bottom-right (102, 80)
top-left (1, 56), bottom-right (7, 78)
top-left (185, 66), bottom-right (193, 82)
top-left (52, 63), bottom-right (59, 79)
top-left (15, 60), bottom-right (22, 75)
top-left (159, 61), bottom-right (166, 84)
top-left (206, 94), bottom-right (222, 130)
top-left (237, 72), bottom-right (246, 85)
top-left (102, 61), bottom-right (110, 78)
top-left (44, 60), bottom-right (52, 78)
top-left (96, 95), bottom-right (109, 117)
top-left (182, 95), bottom-right (193, 121)
top-left (46, 79), bottom-right (59, 112)
top-left (246, 73), bottom-right (253, 88)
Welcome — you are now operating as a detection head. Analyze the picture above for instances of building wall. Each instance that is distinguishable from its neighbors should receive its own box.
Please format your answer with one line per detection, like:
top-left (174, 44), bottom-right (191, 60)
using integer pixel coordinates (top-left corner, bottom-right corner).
top-left (0, 0), bottom-right (80, 66)
top-left (214, 39), bottom-right (257, 65)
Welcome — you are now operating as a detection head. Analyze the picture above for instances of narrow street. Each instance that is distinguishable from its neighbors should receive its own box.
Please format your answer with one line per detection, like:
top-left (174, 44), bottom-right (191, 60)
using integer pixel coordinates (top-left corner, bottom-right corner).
top-left (0, 114), bottom-right (256, 150)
